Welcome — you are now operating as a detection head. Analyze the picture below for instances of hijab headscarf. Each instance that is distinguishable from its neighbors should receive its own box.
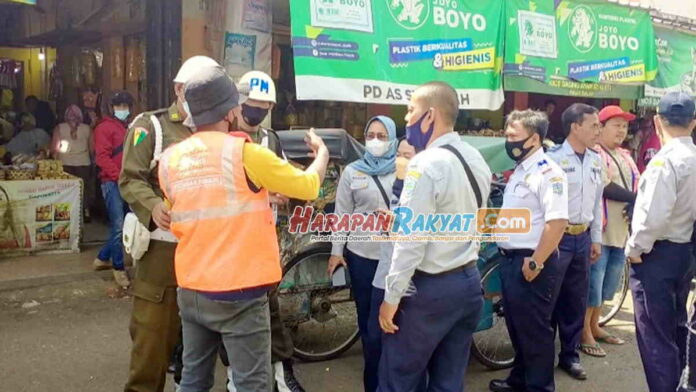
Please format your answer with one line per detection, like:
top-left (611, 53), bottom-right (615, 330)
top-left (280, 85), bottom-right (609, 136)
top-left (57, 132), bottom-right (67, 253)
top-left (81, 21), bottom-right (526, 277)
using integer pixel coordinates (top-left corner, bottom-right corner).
top-left (64, 105), bottom-right (83, 129)
top-left (349, 115), bottom-right (397, 176)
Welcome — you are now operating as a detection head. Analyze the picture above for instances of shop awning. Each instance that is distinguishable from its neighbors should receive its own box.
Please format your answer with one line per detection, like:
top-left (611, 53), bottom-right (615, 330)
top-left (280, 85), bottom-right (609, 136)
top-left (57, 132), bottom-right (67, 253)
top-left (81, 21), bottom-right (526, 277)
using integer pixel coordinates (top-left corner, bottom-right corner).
top-left (14, 28), bottom-right (102, 47)
top-left (503, 0), bottom-right (657, 99)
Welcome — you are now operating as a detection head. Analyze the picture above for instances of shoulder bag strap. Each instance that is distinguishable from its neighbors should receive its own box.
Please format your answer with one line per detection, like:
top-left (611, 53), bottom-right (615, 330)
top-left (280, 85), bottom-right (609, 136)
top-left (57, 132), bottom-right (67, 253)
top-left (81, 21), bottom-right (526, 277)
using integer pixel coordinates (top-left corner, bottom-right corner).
top-left (370, 175), bottom-right (391, 208)
top-left (440, 144), bottom-right (483, 208)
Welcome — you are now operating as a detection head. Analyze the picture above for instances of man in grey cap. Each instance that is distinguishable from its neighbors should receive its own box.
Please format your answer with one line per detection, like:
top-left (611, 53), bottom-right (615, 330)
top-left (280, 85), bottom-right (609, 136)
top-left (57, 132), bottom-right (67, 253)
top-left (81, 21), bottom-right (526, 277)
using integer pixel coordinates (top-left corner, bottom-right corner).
top-left (625, 91), bottom-right (696, 392)
top-left (158, 65), bottom-right (329, 392)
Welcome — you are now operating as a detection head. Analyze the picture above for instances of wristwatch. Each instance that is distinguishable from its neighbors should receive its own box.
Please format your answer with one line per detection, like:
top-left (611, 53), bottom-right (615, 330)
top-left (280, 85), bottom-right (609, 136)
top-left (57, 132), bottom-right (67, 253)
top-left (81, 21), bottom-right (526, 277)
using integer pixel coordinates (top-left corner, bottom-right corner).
top-left (529, 258), bottom-right (544, 271)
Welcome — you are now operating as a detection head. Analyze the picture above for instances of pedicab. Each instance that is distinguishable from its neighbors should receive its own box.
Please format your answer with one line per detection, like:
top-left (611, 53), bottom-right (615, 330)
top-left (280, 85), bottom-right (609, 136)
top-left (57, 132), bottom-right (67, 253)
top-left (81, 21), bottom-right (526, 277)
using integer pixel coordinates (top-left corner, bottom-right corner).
top-left (274, 129), bottom-right (518, 368)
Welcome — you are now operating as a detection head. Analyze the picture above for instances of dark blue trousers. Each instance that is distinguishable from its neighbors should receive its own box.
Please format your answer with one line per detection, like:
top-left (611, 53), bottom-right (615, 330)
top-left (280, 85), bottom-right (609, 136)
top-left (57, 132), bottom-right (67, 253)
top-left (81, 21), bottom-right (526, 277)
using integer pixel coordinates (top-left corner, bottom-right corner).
top-left (368, 288), bottom-right (427, 392)
top-left (554, 231), bottom-right (591, 367)
top-left (378, 267), bottom-right (483, 392)
top-left (346, 250), bottom-right (379, 392)
top-left (630, 241), bottom-right (695, 392)
top-left (500, 251), bottom-right (566, 392)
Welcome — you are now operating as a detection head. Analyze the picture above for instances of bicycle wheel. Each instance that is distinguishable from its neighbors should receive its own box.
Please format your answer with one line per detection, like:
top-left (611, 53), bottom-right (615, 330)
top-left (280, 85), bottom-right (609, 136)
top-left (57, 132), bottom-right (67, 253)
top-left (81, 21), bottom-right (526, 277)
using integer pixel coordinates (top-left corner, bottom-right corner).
top-left (599, 261), bottom-right (630, 327)
top-left (471, 257), bottom-right (515, 370)
top-left (277, 246), bottom-right (360, 362)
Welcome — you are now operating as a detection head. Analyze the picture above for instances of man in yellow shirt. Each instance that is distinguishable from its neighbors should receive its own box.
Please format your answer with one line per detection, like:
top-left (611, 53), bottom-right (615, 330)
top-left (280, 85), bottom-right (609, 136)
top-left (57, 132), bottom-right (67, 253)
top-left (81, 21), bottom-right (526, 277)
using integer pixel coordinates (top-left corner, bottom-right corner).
top-left (159, 65), bottom-right (328, 392)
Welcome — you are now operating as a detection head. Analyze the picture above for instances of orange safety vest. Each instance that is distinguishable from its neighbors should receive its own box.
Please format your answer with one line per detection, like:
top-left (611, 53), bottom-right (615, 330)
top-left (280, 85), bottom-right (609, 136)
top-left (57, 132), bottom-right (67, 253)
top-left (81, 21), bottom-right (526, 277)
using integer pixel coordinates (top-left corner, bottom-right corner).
top-left (158, 131), bottom-right (281, 291)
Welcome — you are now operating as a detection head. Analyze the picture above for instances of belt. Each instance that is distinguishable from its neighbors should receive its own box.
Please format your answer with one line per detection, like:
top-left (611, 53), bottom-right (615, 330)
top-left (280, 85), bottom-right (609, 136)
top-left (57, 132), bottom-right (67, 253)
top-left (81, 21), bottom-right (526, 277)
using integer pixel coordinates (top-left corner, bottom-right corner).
top-left (151, 228), bottom-right (177, 242)
top-left (564, 223), bottom-right (589, 236)
top-left (498, 248), bottom-right (534, 258)
top-left (414, 261), bottom-right (477, 277)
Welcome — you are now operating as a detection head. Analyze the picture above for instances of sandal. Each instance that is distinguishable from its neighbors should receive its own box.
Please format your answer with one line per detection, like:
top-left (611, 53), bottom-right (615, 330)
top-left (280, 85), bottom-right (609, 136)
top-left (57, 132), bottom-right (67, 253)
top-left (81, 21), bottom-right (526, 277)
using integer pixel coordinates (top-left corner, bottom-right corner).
top-left (596, 335), bottom-right (626, 345)
top-left (580, 343), bottom-right (607, 357)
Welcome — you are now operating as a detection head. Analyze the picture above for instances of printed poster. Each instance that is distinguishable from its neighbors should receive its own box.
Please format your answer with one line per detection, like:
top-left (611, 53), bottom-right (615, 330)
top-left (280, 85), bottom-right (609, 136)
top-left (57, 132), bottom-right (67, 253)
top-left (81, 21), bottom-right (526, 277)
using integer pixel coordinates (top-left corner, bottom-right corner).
top-left (291, 0), bottom-right (505, 110)
top-left (310, 0), bottom-right (374, 33)
top-left (243, 0), bottom-right (272, 33)
top-left (223, 33), bottom-right (257, 70)
top-left (0, 179), bottom-right (81, 255)
top-left (518, 10), bottom-right (557, 59)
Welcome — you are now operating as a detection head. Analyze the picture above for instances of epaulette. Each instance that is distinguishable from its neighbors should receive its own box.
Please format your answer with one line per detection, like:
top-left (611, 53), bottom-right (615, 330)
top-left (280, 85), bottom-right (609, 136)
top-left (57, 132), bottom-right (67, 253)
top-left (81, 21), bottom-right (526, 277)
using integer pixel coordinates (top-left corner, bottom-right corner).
top-left (547, 145), bottom-right (562, 153)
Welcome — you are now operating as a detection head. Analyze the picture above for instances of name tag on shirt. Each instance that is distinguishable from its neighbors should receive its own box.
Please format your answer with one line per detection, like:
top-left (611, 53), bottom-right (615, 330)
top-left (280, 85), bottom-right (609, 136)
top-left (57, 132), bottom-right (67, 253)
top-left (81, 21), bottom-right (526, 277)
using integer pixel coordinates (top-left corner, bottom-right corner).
top-left (351, 175), bottom-right (369, 190)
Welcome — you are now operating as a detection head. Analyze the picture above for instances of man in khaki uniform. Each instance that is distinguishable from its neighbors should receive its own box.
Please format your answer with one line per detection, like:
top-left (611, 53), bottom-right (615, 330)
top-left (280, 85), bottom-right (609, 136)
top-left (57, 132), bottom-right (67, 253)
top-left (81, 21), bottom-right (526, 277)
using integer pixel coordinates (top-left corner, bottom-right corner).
top-left (119, 56), bottom-right (218, 392)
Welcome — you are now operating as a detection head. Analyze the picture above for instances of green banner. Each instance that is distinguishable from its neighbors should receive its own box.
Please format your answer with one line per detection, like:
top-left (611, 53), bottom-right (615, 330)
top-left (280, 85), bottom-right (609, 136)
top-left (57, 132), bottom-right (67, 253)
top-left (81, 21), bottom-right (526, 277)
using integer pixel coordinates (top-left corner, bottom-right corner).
top-left (290, 0), bottom-right (505, 110)
top-left (504, 0), bottom-right (657, 98)
top-left (646, 27), bottom-right (696, 98)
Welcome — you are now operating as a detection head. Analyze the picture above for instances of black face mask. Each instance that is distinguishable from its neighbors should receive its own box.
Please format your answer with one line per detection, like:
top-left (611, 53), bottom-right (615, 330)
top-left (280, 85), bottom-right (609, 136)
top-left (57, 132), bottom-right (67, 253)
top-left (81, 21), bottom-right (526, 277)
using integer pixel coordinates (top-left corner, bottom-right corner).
top-left (505, 134), bottom-right (535, 162)
top-left (241, 104), bottom-right (269, 127)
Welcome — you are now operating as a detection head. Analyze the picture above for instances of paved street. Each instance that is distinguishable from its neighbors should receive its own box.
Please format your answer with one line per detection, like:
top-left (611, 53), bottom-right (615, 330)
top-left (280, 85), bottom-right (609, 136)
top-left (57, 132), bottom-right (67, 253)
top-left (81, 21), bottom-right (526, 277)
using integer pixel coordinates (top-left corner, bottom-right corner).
top-left (0, 250), bottom-right (648, 392)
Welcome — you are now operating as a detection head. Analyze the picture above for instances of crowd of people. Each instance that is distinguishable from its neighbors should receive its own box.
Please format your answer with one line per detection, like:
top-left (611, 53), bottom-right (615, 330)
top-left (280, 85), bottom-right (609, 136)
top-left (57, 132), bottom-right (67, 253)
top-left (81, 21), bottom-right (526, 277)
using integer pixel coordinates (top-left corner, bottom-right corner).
top-left (1, 53), bottom-right (695, 392)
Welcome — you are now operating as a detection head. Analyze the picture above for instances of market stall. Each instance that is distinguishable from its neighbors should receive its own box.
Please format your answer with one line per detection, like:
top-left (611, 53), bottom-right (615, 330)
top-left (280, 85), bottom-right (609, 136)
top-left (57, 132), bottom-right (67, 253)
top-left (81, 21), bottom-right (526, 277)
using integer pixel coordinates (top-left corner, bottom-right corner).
top-left (0, 159), bottom-right (81, 256)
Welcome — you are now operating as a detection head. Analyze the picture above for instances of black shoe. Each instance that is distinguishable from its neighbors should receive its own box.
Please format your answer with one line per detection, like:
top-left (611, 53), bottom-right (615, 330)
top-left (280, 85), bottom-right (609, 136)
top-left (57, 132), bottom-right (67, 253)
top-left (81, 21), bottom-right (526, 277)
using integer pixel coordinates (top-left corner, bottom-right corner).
top-left (489, 379), bottom-right (524, 392)
top-left (559, 362), bottom-right (587, 380)
top-left (276, 360), bottom-right (305, 392)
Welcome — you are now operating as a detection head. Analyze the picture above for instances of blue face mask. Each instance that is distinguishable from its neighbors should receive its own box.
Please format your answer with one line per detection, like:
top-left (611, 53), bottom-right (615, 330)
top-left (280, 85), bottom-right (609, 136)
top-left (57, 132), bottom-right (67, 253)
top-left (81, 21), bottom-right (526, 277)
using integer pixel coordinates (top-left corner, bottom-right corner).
top-left (405, 110), bottom-right (434, 152)
top-left (114, 109), bottom-right (130, 121)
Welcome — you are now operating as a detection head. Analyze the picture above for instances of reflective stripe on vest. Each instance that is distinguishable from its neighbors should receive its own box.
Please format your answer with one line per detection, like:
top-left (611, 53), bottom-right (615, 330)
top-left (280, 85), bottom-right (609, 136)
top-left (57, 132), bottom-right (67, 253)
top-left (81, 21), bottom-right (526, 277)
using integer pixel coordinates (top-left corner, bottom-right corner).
top-left (158, 132), bottom-right (281, 291)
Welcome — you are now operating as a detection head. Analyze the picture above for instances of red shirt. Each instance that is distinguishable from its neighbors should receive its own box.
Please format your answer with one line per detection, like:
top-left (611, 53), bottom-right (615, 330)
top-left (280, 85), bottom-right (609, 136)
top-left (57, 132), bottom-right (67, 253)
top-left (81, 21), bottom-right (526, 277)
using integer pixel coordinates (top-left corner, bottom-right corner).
top-left (637, 128), bottom-right (661, 174)
top-left (94, 116), bottom-right (127, 182)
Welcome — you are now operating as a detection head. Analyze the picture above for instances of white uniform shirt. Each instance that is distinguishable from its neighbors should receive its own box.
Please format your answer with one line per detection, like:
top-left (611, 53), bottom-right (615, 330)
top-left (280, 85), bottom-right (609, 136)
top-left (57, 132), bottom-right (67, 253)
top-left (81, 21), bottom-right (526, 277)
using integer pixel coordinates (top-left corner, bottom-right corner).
top-left (625, 137), bottom-right (696, 258)
top-left (384, 132), bottom-right (492, 304)
top-left (331, 165), bottom-right (396, 260)
top-left (546, 140), bottom-right (604, 243)
top-left (498, 148), bottom-right (569, 250)
top-left (373, 180), bottom-right (402, 290)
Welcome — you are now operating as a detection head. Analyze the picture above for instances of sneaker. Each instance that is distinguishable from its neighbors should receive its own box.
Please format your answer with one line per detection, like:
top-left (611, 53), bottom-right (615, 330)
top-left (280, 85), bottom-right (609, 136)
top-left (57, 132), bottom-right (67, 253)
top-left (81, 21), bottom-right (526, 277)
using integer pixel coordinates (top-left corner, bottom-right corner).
top-left (113, 270), bottom-right (131, 288)
top-left (93, 258), bottom-right (112, 271)
top-left (274, 360), bottom-right (305, 392)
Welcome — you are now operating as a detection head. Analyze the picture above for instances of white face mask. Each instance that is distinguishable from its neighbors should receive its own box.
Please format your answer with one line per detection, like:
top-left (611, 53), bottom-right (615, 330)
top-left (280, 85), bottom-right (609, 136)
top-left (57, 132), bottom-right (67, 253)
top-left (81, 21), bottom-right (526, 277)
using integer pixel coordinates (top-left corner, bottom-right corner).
top-left (366, 138), bottom-right (391, 157)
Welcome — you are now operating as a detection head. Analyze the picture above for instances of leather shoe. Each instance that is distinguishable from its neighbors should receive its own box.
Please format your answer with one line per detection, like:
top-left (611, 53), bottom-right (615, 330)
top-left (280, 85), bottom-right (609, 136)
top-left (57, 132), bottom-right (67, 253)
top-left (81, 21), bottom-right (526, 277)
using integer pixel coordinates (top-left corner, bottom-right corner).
top-left (559, 362), bottom-right (587, 380)
top-left (489, 379), bottom-right (524, 392)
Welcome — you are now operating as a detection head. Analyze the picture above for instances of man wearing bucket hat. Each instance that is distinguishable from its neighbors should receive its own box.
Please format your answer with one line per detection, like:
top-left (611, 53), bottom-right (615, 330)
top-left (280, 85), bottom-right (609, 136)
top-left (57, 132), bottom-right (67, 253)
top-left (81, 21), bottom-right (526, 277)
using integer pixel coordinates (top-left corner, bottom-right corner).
top-left (158, 65), bottom-right (329, 392)
top-left (216, 69), bottom-right (306, 392)
top-left (625, 92), bottom-right (696, 392)
top-left (120, 55), bottom-right (218, 392)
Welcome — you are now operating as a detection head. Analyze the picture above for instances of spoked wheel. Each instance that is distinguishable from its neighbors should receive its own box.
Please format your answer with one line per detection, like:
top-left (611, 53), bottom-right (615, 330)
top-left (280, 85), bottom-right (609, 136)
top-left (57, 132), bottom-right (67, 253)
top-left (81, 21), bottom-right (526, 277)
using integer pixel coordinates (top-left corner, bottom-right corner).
top-left (599, 261), bottom-right (630, 327)
top-left (472, 257), bottom-right (515, 370)
top-left (278, 246), bottom-right (360, 362)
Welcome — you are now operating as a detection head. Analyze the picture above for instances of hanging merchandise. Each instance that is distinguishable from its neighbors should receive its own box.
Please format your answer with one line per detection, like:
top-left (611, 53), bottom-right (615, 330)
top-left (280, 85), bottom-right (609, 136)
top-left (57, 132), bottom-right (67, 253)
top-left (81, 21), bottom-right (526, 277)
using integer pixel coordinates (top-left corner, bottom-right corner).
top-left (49, 64), bottom-right (64, 101)
top-left (80, 51), bottom-right (98, 86)
top-left (1, 89), bottom-right (14, 109)
top-left (0, 59), bottom-right (18, 89)
top-left (112, 44), bottom-right (123, 81)
top-left (68, 55), bottom-right (82, 87)
top-left (126, 38), bottom-right (140, 83)
top-left (138, 39), bottom-right (146, 81)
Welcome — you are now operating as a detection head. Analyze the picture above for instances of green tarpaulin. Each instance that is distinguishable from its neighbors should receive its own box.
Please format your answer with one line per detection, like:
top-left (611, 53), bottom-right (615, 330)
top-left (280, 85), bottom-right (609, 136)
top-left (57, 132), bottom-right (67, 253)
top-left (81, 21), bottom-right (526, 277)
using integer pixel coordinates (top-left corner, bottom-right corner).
top-left (290, 0), bottom-right (505, 110)
top-left (461, 135), bottom-right (514, 173)
top-left (504, 0), bottom-right (657, 99)
top-left (646, 26), bottom-right (696, 98)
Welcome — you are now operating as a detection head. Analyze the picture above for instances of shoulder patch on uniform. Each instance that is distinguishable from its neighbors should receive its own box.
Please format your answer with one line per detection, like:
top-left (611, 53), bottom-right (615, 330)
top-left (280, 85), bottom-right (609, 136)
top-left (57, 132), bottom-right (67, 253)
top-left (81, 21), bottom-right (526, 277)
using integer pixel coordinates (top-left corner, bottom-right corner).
top-left (406, 170), bottom-right (422, 180)
top-left (133, 127), bottom-right (149, 146)
top-left (537, 159), bottom-right (549, 167)
top-left (649, 159), bottom-right (665, 167)
top-left (552, 182), bottom-right (564, 195)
